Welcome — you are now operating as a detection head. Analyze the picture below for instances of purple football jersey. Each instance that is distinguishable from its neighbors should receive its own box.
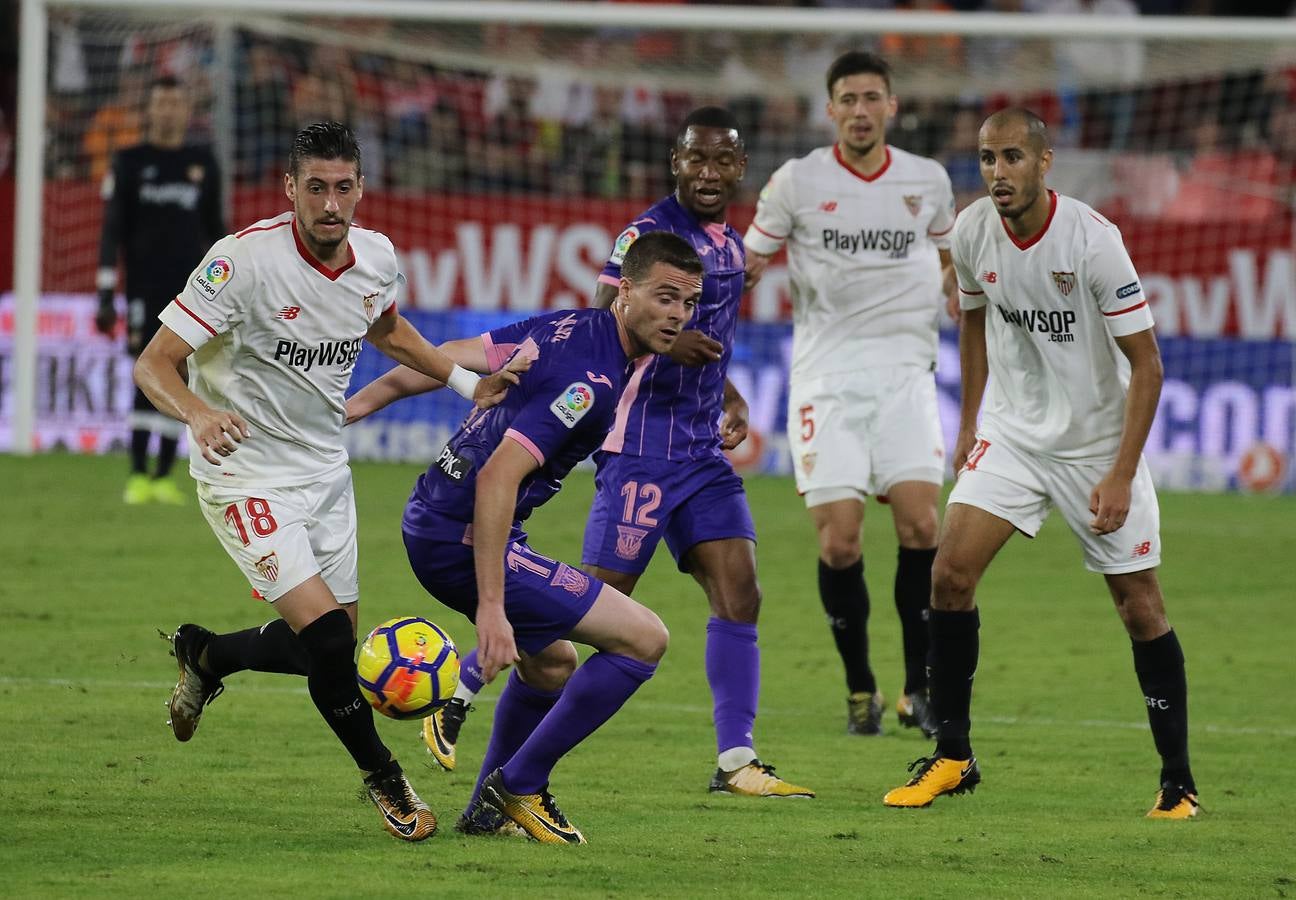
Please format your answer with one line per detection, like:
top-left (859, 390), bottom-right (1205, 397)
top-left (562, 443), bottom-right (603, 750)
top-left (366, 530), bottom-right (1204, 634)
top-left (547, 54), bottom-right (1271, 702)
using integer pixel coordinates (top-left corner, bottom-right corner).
top-left (598, 194), bottom-right (744, 460)
top-left (402, 308), bottom-right (641, 542)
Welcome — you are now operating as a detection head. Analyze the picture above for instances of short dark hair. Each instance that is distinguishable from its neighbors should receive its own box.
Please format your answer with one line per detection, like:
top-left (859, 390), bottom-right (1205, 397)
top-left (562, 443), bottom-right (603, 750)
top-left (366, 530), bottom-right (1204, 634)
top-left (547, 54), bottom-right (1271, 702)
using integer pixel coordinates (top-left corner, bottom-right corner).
top-left (289, 121), bottom-right (362, 178)
top-left (826, 50), bottom-right (892, 98)
top-left (982, 107), bottom-right (1052, 155)
top-left (676, 106), bottom-right (744, 150)
top-left (149, 75), bottom-right (182, 93)
top-left (621, 231), bottom-right (703, 284)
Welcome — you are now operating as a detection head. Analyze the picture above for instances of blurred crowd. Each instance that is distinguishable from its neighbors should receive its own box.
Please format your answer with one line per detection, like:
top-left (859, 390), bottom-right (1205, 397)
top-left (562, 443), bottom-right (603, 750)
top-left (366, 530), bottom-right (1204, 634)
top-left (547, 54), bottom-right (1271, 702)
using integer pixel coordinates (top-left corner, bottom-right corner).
top-left (9, 3), bottom-right (1296, 223)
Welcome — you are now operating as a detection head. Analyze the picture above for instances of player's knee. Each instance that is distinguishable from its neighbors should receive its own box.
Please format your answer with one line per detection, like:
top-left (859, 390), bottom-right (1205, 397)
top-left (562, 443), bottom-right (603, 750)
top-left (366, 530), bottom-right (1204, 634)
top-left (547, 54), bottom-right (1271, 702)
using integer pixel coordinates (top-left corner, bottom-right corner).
top-left (520, 642), bottom-right (578, 692)
top-left (1108, 573), bottom-right (1167, 640)
top-left (895, 513), bottom-right (939, 549)
top-left (817, 528), bottom-right (861, 569)
top-left (629, 608), bottom-right (669, 664)
top-left (931, 555), bottom-right (977, 610)
top-left (709, 574), bottom-right (762, 624)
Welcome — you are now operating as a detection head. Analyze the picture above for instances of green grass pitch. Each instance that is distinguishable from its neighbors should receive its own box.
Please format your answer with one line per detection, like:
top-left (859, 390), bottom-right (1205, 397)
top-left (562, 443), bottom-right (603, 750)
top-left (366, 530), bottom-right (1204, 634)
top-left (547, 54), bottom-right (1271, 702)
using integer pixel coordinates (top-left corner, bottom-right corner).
top-left (1, 454), bottom-right (1293, 898)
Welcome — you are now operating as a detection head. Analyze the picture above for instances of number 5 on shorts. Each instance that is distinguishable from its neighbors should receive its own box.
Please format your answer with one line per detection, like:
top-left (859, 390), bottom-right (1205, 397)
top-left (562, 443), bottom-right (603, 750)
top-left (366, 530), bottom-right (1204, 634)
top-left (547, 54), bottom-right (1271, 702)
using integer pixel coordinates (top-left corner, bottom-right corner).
top-left (224, 497), bottom-right (279, 545)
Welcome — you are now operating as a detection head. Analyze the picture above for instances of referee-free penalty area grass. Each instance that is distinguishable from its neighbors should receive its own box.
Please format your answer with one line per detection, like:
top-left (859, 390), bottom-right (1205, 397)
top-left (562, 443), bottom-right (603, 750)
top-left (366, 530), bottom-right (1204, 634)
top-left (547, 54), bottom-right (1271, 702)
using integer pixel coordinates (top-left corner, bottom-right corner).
top-left (0, 454), bottom-right (1292, 898)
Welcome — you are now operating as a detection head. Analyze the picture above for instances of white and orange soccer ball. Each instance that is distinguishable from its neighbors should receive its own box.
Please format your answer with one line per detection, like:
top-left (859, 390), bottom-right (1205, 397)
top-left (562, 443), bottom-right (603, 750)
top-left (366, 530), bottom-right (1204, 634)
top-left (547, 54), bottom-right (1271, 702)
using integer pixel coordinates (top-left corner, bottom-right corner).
top-left (356, 616), bottom-right (460, 720)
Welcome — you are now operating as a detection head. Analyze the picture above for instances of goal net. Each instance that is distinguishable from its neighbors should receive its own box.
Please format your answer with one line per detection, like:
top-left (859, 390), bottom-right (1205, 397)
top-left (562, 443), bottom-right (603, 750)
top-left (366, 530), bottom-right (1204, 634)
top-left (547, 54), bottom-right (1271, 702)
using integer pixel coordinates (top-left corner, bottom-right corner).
top-left (6, 2), bottom-right (1295, 492)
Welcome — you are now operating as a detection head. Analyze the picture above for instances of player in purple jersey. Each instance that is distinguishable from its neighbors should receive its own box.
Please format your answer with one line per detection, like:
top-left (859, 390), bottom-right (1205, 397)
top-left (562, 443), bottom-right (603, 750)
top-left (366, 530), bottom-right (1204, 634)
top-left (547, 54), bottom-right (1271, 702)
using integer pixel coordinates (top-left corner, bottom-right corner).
top-left (426, 107), bottom-right (815, 797)
top-left (346, 232), bottom-right (703, 843)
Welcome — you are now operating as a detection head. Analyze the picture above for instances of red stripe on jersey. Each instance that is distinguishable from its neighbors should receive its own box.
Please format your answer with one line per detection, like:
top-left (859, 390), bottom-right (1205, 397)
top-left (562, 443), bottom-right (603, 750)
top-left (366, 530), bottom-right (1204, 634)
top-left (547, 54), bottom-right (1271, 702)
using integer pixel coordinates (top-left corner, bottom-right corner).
top-left (749, 222), bottom-right (786, 241)
top-left (380, 301), bottom-right (396, 317)
top-left (1103, 300), bottom-right (1147, 317)
top-left (173, 297), bottom-right (217, 336)
top-left (236, 218), bottom-right (290, 238)
top-left (1001, 190), bottom-right (1058, 251)
top-left (292, 218), bottom-right (356, 281)
top-left (959, 287), bottom-right (985, 295)
top-left (1088, 211), bottom-right (1112, 228)
top-left (834, 143), bottom-right (891, 182)
top-left (928, 223), bottom-right (954, 237)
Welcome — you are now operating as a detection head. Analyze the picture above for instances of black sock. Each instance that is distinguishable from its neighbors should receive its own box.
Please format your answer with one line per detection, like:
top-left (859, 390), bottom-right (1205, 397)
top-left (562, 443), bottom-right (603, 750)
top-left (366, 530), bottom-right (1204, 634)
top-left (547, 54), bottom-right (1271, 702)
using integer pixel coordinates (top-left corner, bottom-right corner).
top-left (929, 608), bottom-right (979, 759)
top-left (1132, 629), bottom-right (1193, 790)
top-left (298, 609), bottom-right (390, 773)
top-left (895, 546), bottom-right (935, 695)
top-left (205, 619), bottom-right (309, 678)
top-left (818, 558), bottom-right (876, 695)
top-left (155, 436), bottom-right (179, 479)
top-left (129, 429), bottom-right (150, 475)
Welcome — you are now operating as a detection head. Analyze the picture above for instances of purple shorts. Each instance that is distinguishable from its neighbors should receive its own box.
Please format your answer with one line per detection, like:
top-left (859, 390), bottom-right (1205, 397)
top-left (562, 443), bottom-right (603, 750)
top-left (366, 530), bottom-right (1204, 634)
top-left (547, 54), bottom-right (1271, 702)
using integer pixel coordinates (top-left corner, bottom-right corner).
top-left (582, 451), bottom-right (757, 575)
top-left (402, 529), bottom-right (602, 656)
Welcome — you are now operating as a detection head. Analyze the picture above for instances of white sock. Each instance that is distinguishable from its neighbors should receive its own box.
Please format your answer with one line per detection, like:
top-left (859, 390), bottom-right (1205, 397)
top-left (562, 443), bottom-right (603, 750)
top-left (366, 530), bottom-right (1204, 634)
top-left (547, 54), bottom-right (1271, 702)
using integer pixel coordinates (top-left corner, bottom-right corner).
top-left (453, 680), bottom-right (479, 704)
top-left (718, 746), bottom-right (757, 772)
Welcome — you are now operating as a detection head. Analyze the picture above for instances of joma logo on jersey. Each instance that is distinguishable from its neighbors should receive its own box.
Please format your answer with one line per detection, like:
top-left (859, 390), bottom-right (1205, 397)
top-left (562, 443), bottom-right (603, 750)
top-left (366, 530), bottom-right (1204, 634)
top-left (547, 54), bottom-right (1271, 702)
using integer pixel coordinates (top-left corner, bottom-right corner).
top-left (822, 228), bottom-right (916, 259)
top-left (272, 338), bottom-right (363, 371)
top-left (996, 305), bottom-right (1078, 343)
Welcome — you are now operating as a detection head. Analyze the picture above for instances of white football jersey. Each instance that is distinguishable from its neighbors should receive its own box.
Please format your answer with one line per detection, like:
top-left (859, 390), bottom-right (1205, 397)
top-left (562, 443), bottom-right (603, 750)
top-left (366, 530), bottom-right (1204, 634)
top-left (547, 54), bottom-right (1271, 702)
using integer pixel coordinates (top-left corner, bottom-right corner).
top-left (159, 212), bottom-right (400, 488)
top-left (744, 144), bottom-right (955, 378)
top-left (952, 191), bottom-right (1155, 461)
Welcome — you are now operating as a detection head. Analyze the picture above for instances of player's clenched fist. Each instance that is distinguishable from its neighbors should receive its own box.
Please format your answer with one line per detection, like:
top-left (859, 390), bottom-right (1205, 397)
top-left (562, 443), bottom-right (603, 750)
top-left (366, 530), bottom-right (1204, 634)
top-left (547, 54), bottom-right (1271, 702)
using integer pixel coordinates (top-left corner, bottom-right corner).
top-left (188, 407), bottom-right (250, 465)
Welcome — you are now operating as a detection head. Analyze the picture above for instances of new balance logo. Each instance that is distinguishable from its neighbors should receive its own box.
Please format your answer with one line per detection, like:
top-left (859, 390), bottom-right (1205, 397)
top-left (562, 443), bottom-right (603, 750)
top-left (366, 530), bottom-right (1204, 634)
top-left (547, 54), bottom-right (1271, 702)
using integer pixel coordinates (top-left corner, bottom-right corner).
top-left (1132, 541), bottom-right (1152, 558)
top-left (980, 271), bottom-right (997, 283)
top-left (819, 201), bottom-right (838, 212)
top-left (276, 306), bottom-right (300, 320)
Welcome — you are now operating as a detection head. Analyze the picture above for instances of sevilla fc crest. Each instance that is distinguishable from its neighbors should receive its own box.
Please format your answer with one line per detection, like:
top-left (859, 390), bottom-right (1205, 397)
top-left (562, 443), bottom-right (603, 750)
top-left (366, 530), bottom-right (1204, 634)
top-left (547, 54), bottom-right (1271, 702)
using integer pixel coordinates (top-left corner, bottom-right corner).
top-left (903, 195), bottom-right (923, 217)
top-left (802, 452), bottom-right (817, 476)
top-left (1051, 271), bottom-right (1077, 296)
top-left (255, 551), bottom-right (280, 582)
top-left (615, 525), bottom-right (649, 561)
top-left (361, 291), bottom-right (378, 317)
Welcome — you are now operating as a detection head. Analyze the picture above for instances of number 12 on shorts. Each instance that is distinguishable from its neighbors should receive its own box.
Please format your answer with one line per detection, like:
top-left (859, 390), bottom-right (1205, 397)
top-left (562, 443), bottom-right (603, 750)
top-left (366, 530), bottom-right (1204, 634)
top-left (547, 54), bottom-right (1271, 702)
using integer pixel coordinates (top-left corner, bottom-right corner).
top-left (224, 498), bottom-right (279, 545)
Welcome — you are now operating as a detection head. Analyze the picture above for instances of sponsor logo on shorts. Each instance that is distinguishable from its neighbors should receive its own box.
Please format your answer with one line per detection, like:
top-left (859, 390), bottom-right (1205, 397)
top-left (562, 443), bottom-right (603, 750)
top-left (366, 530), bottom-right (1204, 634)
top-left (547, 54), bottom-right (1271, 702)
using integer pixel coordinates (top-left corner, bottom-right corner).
top-left (615, 525), bottom-right (650, 561)
top-left (435, 444), bottom-right (471, 482)
top-left (1116, 281), bottom-right (1141, 299)
top-left (801, 452), bottom-right (817, 476)
top-left (193, 256), bottom-right (234, 300)
top-left (1131, 540), bottom-right (1153, 558)
top-left (550, 562), bottom-right (591, 596)
top-left (609, 226), bottom-right (640, 265)
top-left (550, 382), bottom-right (594, 428)
top-left (255, 551), bottom-right (279, 582)
top-left (1051, 271), bottom-right (1077, 296)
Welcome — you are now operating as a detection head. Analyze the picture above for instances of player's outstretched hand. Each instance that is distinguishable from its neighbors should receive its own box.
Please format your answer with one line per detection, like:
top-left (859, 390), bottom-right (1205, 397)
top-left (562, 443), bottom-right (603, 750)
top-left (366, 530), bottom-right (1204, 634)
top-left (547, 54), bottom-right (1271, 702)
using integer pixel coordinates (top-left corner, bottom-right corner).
top-left (720, 393), bottom-right (749, 451)
top-left (668, 329), bottom-right (723, 367)
top-left (189, 407), bottom-right (250, 466)
top-left (94, 290), bottom-right (118, 336)
top-left (475, 605), bottom-right (519, 683)
top-left (1088, 472), bottom-right (1132, 535)
top-left (744, 251), bottom-right (773, 291)
top-left (473, 354), bottom-right (532, 409)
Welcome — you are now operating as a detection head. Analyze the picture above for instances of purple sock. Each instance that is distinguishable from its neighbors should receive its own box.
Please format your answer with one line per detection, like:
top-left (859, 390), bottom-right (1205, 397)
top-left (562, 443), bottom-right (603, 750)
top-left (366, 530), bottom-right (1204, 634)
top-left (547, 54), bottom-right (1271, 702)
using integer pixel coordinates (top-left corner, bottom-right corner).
top-left (458, 648), bottom-right (485, 695)
top-left (705, 617), bottom-right (760, 755)
top-left (501, 653), bottom-right (656, 795)
top-left (466, 670), bottom-right (560, 812)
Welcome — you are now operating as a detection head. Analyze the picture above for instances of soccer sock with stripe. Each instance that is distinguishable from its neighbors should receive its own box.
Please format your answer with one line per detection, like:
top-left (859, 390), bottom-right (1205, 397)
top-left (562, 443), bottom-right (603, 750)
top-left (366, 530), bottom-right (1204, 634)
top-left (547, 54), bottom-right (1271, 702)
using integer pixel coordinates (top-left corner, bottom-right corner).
top-left (706, 617), bottom-right (760, 768)
top-left (298, 609), bottom-right (390, 773)
top-left (466, 670), bottom-right (561, 812)
top-left (818, 559), bottom-right (877, 695)
top-left (204, 618), bottom-right (310, 678)
top-left (895, 546), bottom-right (936, 695)
top-left (1132, 629), bottom-right (1194, 790)
top-left (929, 607), bottom-right (979, 760)
top-left (455, 647), bottom-right (486, 703)
top-left (501, 653), bottom-right (655, 795)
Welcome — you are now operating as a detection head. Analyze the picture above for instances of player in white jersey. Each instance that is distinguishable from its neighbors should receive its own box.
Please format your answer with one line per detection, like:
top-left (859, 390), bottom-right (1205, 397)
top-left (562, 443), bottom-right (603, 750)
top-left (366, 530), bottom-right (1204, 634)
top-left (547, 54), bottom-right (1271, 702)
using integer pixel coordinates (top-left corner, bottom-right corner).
top-left (134, 122), bottom-right (524, 841)
top-left (882, 109), bottom-right (1198, 819)
top-left (744, 51), bottom-right (956, 738)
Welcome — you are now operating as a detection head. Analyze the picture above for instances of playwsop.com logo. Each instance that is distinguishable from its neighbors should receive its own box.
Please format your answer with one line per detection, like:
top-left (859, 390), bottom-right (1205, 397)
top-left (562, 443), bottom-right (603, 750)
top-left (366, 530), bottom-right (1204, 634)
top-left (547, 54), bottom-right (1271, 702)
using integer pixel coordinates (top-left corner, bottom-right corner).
top-left (193, 256), bottom-right (234, 299)
top-left (550, 382), bottom-right (594, 428)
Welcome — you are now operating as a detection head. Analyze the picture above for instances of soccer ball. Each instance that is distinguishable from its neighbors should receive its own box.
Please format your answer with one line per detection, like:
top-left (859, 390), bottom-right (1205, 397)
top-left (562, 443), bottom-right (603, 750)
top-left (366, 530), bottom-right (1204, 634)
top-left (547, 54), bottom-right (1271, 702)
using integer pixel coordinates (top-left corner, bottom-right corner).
top-left (356, 616), bottom-right (460, 720)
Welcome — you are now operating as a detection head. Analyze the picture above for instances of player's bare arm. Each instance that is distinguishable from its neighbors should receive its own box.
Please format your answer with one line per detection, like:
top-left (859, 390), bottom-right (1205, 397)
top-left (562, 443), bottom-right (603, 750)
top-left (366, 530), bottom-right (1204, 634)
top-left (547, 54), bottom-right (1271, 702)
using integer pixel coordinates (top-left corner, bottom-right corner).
top-left (720, 378), bottom-right (749, 450)
top-left (1089, 328), bottom-right (1164, 535)
top-left (134, 325), bottom-right (249, 466)
top-left (473, 437), bottom-right (540, 681)
top-left (365, 312), bottom-right (524, 409)
top-left (953, 306), bottom-right (989, 473)
top-left (939, 248), bottom-right (960, 323)
top-left (743, 250), bottom-right (774, 291)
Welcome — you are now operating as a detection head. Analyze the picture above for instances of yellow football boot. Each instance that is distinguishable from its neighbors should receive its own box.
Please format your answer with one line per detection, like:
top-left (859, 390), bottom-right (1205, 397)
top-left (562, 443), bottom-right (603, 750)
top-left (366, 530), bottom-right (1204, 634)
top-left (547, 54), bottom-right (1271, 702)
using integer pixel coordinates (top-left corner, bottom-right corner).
top-left (847, 691), bottom-right (885, 735)
top-left (364, 763), bottom-right (438, 841)
top-left (422, 697), bottom-right (470, 772)
top-left (883, 755), bottom-right (980, 808)
top-left (123, 474), bottom-right (152, 505)
top-left (150, 478), bottom-right (187, 506)
top-left (481, 769), bottom-right (585, 844)
top-left (1147, 783), bottom-right (1200, 819)
top-left (709, 760), bottom-right (816, 798)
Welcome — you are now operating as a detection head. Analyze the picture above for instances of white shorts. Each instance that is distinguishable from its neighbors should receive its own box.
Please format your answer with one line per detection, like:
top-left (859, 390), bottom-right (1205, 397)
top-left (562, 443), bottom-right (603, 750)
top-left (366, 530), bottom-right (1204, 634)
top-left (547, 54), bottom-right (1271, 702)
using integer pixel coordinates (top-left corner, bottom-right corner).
top-left (947, 435), bottom-right (1161, 574)
top-left (196, 467), bottom-right (359, 603)
top-left (788, 365), bottom-right (945, 506)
